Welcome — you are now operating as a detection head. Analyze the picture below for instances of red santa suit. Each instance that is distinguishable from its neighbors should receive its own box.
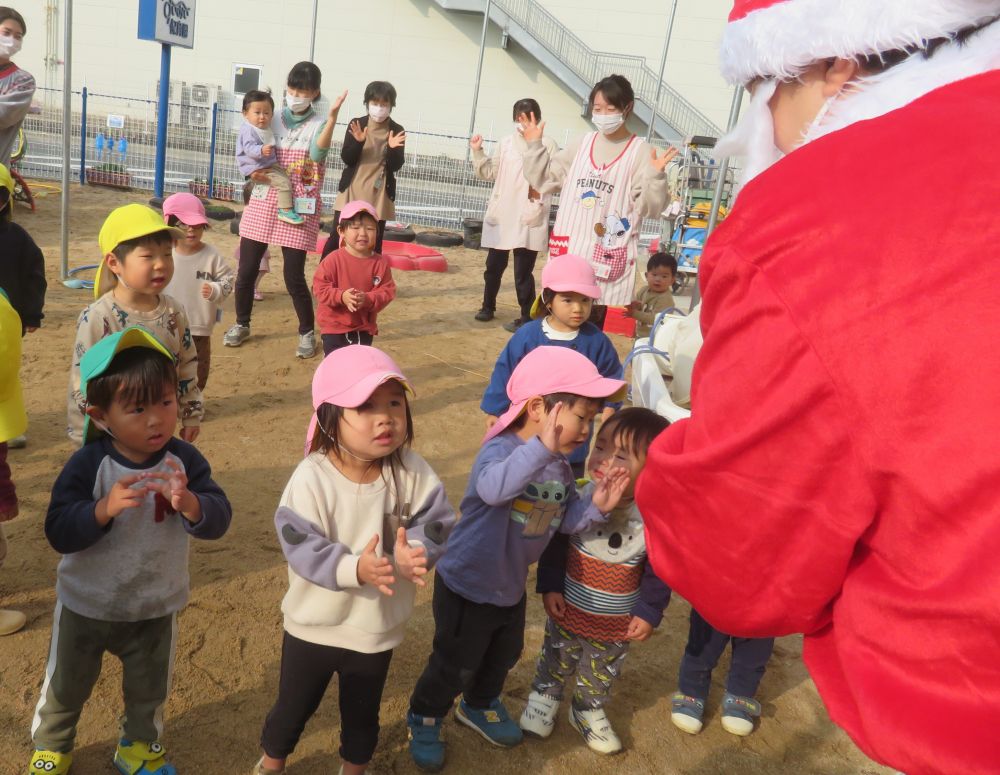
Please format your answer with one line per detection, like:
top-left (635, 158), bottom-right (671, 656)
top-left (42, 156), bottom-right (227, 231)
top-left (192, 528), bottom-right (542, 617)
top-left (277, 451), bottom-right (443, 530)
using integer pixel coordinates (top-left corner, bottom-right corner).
top-left (636, 3), bottom-right (1000, 775)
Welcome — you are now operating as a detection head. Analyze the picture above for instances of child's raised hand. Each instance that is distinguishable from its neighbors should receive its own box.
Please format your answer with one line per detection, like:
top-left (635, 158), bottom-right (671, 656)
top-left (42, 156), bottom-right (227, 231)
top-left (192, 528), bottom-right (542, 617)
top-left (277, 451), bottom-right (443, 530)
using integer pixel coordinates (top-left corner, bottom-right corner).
top-left (357, 534), bottom-right (395, 595)
top-left (97, 473), bottom-right (149, 525)
top-left (650, 146), bottom-right (679, 173)
top-left (469, 134), bottom-right (484, 151)
top-left (201, 282), bottom-right (213, 300)
top-left (592, 465), bottom-right (630, 513)
top-left (142, 459), bottom-right (201, 522)
top-left (349, 120), bottom-right (368, 143)
top-left (522, 112), bottom-right (545, 143)
top-left (626, 616), bottom-right (654, 642)
top-left (329, 90), bottom-right (348, 119)
top-left (543, 591), bottom-right (566, 620)
top-left (538, 401), bottom-right (563, 454)
top-left (394, 527), bottom-right (428, 587)
top-left (388, 130), bottom-right (406, 149)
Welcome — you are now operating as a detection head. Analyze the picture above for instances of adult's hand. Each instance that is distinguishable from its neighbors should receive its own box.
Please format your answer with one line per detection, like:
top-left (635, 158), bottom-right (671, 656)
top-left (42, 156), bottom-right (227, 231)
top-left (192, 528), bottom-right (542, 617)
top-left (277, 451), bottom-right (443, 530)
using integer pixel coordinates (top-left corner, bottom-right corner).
top-left (522, 112), bottom-right (545, 143)
top-left (470, 134), bottom-right (484, 151)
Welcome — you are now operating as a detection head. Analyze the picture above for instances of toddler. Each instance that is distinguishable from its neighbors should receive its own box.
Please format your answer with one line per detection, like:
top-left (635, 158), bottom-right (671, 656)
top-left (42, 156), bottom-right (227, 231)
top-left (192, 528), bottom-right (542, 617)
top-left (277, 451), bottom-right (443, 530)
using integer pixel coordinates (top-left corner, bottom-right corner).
top-left (407, 346), bottom-right (629, 771)
top-left (629, 252), bottom-right (678, 338)
top-left (237, 90), bottom-right (302, 226)
top-left (254, 345), bottom-right (455, 775)
top-left (163, 193), bottom-right (235, 392)
top-left (30, 327), bottom-right (231, 775)
top-left (523, 408), bottom-right (671, 754)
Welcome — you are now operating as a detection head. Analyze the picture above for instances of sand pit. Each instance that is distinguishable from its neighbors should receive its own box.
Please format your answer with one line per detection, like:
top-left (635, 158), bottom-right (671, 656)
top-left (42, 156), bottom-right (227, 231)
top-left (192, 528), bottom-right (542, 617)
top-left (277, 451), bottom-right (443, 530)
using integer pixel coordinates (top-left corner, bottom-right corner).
top-left (0, 186), bottom-right (892, 774)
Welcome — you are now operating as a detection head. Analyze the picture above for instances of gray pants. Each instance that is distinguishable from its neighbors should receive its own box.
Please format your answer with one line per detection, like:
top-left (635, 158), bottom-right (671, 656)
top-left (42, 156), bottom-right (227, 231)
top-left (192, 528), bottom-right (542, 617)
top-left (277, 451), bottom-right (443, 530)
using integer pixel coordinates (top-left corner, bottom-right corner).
top-left (262, 167), bottom-right (294, 210)
top-left (530, 618), bottom-right (629, 710)
top-left (31, 602), bottom-right (177, 753)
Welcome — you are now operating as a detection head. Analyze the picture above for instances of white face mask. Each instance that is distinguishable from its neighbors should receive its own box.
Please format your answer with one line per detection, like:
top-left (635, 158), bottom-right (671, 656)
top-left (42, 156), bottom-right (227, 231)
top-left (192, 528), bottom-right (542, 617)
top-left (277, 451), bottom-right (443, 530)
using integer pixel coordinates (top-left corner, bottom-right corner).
top-left (368, 104), bottom-right (390, 122)
top-left (0, 34), bottom-right (21, 58)
top-left (713, 78), bottom-right (783, 193)
top-left (592, 112), bottom-right (625, 135)
top-left (285, 93), bottom-right (312, 113)
top-left (513, 122), bottom-right (525, 135)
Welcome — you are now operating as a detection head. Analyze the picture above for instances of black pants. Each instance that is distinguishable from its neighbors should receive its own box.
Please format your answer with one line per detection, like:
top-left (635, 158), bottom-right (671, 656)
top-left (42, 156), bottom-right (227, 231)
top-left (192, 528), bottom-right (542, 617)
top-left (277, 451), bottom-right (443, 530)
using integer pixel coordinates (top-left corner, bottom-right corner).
top-left (235, 238), bottom-right (314, 335)
top-left (482, 248), bottom-right (538, 320)
top-left (260, 632), bottom-right (393, 765)
top-left (321, 331), bottom-right (374, 356)
top-left (321, 212), bottom-right (387, 256)
top-left (677, 609), bottom-right (775, 700)
top-left (588, 303), bottom-right (608, 328)
top-left (409, 574), bottom-right (526, 718)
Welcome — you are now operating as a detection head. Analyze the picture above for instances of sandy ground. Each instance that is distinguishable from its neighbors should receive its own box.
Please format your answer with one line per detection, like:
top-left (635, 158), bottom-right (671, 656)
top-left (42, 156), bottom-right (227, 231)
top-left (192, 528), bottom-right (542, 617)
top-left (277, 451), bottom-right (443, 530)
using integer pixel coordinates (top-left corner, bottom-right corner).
top-left (0, 185), bottom-right (894, 774)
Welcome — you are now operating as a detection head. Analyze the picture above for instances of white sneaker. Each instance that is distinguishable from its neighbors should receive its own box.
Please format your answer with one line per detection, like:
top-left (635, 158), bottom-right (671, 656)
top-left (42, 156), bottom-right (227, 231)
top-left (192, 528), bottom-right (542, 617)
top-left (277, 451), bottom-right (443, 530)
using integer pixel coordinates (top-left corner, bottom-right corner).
top-left (223, 323), bottom-right (250, 347)
top-left (519, 691), bottom-right (560, 738)
top-left (568, 705), bottom-right (622, 755)
top-left (296, 331), bottom-right (316, 359)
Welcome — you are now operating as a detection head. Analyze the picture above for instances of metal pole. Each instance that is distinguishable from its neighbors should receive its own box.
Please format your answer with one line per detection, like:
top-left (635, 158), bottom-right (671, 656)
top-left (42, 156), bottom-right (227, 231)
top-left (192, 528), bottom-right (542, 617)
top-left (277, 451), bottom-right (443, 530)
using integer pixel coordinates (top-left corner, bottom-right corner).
top-left (78, 86), bottom-right (87, 186)
top-left (690, 85), bottom-right (743, 310)
top-left (458, 0), bottom-right (492, 223)
top-left (308, 0), bottom-right (318, 62)
top-left (153, 43), bottom-right (171, 199)
top-left (59, 0), bottom-right (72, 282)
top-left (207, 102), bottom-right (218, 199)
top-left (645, 0), bottom-right (677, 142)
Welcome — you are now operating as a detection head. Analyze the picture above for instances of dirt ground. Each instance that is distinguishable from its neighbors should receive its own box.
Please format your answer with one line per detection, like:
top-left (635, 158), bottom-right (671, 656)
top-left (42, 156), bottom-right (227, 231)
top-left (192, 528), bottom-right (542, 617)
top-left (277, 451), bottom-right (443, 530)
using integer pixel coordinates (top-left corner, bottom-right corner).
top-left (0, 185), bottom-right (893, 774)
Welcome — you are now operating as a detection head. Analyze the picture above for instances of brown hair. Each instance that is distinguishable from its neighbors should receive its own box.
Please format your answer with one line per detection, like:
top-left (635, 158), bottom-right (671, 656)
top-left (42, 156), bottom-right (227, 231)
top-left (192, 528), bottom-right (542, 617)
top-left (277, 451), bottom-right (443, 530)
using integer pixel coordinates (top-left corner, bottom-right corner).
top-left (599, 407), bottom-right (669, 459)
top-left (589, 74), bottom-right (634, 113)
top-left (85, 347), bottom-right (178, 412)
top-left (0, 7), bottom-right (26, 35)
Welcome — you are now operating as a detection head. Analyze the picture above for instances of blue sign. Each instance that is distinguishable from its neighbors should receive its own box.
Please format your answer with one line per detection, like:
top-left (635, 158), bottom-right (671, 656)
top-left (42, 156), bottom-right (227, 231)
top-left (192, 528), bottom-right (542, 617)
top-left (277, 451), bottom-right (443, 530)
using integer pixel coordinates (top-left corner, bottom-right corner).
top-left (138, 0), bottom-right (196, 49)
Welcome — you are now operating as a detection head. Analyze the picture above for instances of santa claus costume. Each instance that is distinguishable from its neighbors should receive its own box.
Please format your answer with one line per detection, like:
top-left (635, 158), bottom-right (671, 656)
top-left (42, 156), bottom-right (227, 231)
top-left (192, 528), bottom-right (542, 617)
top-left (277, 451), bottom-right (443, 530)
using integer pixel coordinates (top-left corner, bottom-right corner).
top-left (636, 2), bottom-right (1000, 775)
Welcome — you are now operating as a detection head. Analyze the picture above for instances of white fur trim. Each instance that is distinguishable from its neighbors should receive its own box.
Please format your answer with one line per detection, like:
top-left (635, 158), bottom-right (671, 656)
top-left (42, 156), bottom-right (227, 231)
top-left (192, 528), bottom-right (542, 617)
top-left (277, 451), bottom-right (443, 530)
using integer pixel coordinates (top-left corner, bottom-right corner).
top-left (721, 0), bottom-right (1000, 84)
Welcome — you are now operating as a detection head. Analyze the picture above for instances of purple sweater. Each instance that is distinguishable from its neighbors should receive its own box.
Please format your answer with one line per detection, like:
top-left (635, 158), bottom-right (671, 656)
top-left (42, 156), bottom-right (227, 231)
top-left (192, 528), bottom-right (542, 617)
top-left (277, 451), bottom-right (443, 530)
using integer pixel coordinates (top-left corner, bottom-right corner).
top-left (236, 122), bottom-right (276, 176)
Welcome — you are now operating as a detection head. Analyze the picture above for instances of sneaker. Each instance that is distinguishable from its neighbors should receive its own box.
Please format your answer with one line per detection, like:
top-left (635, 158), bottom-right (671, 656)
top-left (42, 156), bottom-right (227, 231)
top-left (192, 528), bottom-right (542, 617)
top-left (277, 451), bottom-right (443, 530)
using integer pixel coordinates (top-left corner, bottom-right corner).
top-left (27, 749), bottom-right (72, 774)
top-left (720, 693), bottom-right (761, 737)
top-left (455, 698), bottom-right (523, 747)
top-left (8, 433), bottom-right (27, 449)
top-left (223, 323), bottom-right (250, 347)
top-left (567, 705), bottom-right (622, 755)
top-left (253, 289), bottom-right (265, 301)
top-left (670, 692), bottom-right (705, 735)
top-left (474, 308), bottom-right (494, 322)
top-left (277, 209), bottom-right (305, 226)
top-left (0, 609), bottom-right (26, 636)
top-left (296, 331), bottom-right (316, 359)
top-left (503, 317), bottom-right (526, 333)
top-left (406, 711), bottom-right (445, 772)
top-left (519, 691), bottom-right (560, 738)
top-left (251, 756), bottom-right (284, 774)
top-left (113, 739), bottom-right (175, 774)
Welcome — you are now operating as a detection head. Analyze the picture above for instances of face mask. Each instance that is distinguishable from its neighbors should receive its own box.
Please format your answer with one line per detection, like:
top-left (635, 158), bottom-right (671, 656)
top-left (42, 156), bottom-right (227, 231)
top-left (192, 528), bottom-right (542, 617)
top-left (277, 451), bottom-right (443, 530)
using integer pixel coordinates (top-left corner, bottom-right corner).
top-left (0, 34), bottom-right (21, 58)
top-left (368, 104), bottom-right (390, 122)
top-left (514, 122), bottom-right (525, 135)
top-left (800, 91), bottom-right (841, 146)
top-left (713, 78), bottom-right (783, 193)
top-left (592, 112), bottom-right (625, 135)
top-left (285, 93), bottom-right (312, 113)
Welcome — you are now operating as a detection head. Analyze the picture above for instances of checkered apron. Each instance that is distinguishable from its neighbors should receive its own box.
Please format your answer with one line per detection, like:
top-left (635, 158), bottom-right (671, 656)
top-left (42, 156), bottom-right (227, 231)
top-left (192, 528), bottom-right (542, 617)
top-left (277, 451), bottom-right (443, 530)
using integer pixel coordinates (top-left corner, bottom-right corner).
top-left (239, 112), bottom-right (326, 252)
top-left (548, 133), bottom-right (642, 306)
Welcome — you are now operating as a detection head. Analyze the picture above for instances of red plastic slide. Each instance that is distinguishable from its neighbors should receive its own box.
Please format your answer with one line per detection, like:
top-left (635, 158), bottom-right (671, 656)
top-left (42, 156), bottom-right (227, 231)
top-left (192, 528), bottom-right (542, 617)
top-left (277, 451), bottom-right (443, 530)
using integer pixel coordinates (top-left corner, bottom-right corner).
top-left (313, 237), bottom-right (448, 272)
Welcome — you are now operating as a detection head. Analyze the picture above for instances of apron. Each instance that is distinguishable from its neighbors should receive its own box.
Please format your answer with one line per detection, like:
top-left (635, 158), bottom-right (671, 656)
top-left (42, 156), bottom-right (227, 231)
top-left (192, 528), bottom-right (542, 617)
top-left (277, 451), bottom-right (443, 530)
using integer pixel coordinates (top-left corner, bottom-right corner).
top-left (481, 135), bottom-right (552, 252)
top-left (239, 111), bottom-right (326, 252)
top-left (549, 132), bottom-right (642, 306)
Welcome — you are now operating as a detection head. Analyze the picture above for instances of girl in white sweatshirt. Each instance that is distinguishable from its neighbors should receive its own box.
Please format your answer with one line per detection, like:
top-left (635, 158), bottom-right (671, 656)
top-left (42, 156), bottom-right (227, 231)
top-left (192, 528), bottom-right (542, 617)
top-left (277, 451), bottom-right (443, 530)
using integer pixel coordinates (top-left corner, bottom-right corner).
top-left (254, 345), bottom-right (456, 775)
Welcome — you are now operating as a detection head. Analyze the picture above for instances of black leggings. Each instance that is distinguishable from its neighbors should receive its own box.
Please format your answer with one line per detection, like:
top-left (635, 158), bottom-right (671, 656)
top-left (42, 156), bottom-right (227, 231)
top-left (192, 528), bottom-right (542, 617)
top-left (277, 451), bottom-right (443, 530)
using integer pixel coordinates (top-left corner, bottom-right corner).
top-left (261, 632), bottom-right (393, 765)
top-left (235, 238), bottom-right (314, 335)
top-left (321, 212), bottom-right (387, 256)
top-left (483, 248), bottom-right (538, 320)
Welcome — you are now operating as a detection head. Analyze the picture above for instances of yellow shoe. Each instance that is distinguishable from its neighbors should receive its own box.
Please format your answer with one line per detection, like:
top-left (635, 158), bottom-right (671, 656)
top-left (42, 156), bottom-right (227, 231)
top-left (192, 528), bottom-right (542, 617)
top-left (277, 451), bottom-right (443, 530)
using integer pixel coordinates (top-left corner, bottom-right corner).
top-left (0, 609), bottom-right (27, 635)
top-left (27, 749), bottom-right (72, 774)
top-left (113, 740), bottom-right (175, 774)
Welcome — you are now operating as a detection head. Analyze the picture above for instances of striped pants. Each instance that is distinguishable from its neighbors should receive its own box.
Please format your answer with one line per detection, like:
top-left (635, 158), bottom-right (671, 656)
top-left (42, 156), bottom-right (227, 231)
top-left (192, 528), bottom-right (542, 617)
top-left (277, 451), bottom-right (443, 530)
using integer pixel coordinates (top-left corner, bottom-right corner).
top-left (530, 618), bottom-right (629, 710)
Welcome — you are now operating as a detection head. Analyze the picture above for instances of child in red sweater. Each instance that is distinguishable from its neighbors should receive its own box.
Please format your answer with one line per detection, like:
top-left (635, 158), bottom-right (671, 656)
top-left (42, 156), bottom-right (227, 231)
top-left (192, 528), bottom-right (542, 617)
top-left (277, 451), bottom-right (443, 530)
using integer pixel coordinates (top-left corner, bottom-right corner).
top-left (312, 200), bottom-right (396, 356)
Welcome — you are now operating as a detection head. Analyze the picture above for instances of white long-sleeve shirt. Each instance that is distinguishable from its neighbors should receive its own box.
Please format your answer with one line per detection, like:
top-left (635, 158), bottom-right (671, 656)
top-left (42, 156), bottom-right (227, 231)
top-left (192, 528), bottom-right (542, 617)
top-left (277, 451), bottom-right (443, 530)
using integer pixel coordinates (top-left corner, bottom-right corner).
top-left (164, 244), bottom-right (235, 336)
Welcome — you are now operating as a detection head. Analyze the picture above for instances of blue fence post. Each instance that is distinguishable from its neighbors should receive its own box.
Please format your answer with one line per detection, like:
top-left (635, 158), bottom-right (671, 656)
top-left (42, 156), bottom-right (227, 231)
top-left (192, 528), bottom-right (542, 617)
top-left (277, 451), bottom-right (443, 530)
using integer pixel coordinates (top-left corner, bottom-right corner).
top-left (207, 102), bottom-right (218, 199)
top-left (79, 87), bottom-right (88, 185)
top-left (153, 43), bottom-right (171, 198)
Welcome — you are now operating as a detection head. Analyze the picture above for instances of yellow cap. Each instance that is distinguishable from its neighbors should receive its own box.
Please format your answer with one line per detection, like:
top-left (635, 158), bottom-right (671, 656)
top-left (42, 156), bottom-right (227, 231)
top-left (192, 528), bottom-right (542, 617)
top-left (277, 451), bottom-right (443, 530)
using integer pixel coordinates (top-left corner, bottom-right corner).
top-left (0, 292), bottom-right (28, 442)
top-left (0, 163), bottom-right (14, 198)
top-left (94, 204), bottom-right (182, 299)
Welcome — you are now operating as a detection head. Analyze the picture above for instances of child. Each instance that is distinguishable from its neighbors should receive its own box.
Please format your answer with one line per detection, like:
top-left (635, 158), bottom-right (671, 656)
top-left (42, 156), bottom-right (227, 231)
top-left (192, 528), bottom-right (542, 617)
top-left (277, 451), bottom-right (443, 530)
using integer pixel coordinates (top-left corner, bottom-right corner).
top-left (0, 163), bottom-right (45, 335)
top-left (312, 200), bottom-right (396, 356)
top-left (0, 288), bottom-right (27, 636)
top-left (237, 89), bottom-right (302, 226)
top-left (67, 204), bottom-right (203, 444)
top-left (481, 254), bottom-right (622, 476)
top-left (522, 408), bottom-right (671, 754)
top-left (162, 192), bottom-right (235, 392)
top-left (254, 345), bottom-right (455, 775)
top-left (30, 327), bottom-right (231, 775)
top-left (629, 251), bottom-right (677, 338)
top-left (407, 346), bottom-right (630, 772)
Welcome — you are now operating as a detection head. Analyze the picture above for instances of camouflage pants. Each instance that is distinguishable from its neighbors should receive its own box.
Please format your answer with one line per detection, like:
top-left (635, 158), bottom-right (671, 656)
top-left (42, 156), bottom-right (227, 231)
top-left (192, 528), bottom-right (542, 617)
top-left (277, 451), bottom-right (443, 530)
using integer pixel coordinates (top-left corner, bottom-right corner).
top-left (530, 618), bottom-right (629, 710)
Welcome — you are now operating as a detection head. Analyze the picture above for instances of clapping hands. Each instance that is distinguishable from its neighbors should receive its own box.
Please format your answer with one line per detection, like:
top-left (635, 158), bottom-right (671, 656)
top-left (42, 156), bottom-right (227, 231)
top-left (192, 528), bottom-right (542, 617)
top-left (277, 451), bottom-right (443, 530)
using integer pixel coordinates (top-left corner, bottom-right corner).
top-left (141, 458), bottom-right (201, 523)
top-left (356, 529), bottom-right (429, 596)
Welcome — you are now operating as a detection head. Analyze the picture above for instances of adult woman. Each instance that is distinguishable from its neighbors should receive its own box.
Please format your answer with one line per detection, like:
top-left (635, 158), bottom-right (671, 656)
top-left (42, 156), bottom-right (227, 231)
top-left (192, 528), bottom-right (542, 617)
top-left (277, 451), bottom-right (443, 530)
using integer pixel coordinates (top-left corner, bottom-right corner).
top-left (0, 6), bottom-right (34, 167)
top-left (322, 81), bottom-right (405, 256)
top-left (470, 98), bottom-right (558, 332)
top-left (225, 61), bottom-right (345, 359)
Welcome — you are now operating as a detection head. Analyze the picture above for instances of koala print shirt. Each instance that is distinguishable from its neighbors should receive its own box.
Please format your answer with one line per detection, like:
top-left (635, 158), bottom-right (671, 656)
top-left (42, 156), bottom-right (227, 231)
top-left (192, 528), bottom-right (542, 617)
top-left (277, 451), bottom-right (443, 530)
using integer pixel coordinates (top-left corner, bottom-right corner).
top-left (436, 433), bottom-right (609, 607)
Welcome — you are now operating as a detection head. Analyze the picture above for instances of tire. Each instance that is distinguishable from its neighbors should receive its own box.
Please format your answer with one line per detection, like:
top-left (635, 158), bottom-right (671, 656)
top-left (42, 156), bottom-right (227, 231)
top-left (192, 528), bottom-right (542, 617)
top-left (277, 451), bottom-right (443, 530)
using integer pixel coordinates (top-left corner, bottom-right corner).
top-left (205, 204), bottom-right (237, 221)
top-left (385, 225), bottom-right (417, 243)
top-left (148, 196), bottom-right (164, 210)
top-left (415, 229), bottom-right (463, 248)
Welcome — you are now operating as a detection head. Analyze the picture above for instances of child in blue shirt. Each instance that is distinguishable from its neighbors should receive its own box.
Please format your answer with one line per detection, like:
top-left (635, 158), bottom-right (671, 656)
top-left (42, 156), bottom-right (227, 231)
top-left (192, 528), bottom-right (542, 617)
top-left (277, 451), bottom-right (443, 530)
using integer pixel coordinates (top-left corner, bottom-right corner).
top-left (407, 346), bottom-right (629, 772)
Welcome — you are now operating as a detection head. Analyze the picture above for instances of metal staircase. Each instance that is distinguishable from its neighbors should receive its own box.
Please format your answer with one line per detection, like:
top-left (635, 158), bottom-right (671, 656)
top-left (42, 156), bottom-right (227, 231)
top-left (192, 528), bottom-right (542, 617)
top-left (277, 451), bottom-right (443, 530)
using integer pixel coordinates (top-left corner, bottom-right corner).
top-left (430, 0), bottom-right (722, 143)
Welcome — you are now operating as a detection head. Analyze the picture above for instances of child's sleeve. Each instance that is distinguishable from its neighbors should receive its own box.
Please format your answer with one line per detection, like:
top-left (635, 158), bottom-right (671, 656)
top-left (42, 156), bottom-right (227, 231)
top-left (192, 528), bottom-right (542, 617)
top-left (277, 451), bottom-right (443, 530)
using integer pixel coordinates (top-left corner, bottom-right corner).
top-left (312, 256), bottom-right (345, 308)
top-left (18, 231), bottom-right (46, 329)
top-left (44, 447), bottom-right (109, 554)
top-left (204, 250), bottom-right (235, 303)
top-left (480, 332), bottom-right (526, 416)
top-left (630, 559), bottom-right (672, 627)
top-left (475, 437), bottom-right (559, 507)
top-left (632, 291), bottom-right (676, 326)
top-left (522, 136), bottom-right (578, 195)
top-left (629, 141), bottom-right (671, 219)
top-left (67, 305), bottom-right (106, 443)
top-left (238, 125), bottom-right (266, 161)
top-left (367, 261), bottom-right (396, 313)
top-left (558, 484), bottom-right (609, 535)
top-left (399, 458), bottom-right (456, 568)
top-left (536, 531), bottom-right (569, 593)
top-left (173, 442), bottom-right (232, 540)
top-left (172, 308), bottom-right (204, 430)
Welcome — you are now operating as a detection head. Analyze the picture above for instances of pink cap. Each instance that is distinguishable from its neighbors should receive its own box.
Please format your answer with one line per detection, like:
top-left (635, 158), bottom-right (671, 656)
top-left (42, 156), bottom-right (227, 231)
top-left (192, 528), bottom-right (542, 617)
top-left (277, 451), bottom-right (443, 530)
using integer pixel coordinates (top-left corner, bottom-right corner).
top-left (305, 345), bottom-right (412, 455)
top-left (531, 254), bottom-right (600, 318)
top-left (162, 192), bottom-right (208, 227)
top-left (483, 346), bottom-right (626, 444)
top-left (340, 200), bottom-right (378, 222)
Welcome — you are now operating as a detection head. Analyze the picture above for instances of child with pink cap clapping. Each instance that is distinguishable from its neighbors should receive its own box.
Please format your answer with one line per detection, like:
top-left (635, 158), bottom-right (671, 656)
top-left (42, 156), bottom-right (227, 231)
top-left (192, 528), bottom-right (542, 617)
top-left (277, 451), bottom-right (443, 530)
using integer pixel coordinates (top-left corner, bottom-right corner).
top-left (254, 345), bottom-right (456, 775)
top-left (406, 347), bottom-right (630, 771)
top-left (162, 193), bottom-right (235, 392)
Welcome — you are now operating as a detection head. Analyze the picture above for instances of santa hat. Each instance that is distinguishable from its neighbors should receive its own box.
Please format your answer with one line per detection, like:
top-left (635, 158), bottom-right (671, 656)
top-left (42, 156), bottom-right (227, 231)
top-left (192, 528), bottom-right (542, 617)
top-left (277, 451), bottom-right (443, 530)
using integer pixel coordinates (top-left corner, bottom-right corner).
top-left (721, 0), bottom-right (1000, 84)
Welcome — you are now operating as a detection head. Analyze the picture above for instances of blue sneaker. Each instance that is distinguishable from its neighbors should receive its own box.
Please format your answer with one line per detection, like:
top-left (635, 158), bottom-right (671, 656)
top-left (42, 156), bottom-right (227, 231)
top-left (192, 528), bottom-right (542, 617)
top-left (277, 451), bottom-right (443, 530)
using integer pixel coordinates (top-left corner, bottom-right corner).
top-left (670, 692), bottom-right (705, 735)
top-left (720, 693), bottom-right (761, 737)
top-left (455, 698), bottom-right (523, 747)
top-left (407, 711), bottom-right (445, 772)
